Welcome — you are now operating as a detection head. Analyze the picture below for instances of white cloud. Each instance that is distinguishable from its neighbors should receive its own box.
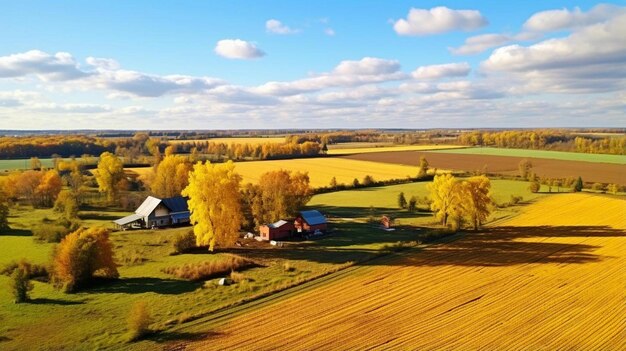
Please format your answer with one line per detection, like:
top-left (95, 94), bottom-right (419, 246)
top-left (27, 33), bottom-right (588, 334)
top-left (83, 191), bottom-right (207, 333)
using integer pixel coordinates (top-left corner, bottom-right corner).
top-left (0, 50), bottom-right (90, 81)
top-left (324, 28), bottom-right (336, 36)
top-left (214, 39), bottom-right (265, 59)
top-left (450, 34), bottom-right (512, 55)
top-left (523, 4), bottom-right (625, 32)
top-left (393, 6), bottom-right (487, 36)
top-left (412, 62), bottom-right (471, 79)
top-left (266, 19), bottom-right (299, 34)
top-left (0, 90), bottom-right (40, 108)
top-left (255, 57), bottom-right (406, 96)
top-left (482, 13), bottom-right (626, 93)
top-left (86, 57), bottom-right (120, 70)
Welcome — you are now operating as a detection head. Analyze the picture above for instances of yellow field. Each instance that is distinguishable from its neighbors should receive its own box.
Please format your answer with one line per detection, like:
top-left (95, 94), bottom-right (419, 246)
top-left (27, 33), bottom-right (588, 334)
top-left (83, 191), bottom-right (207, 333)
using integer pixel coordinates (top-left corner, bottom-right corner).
top-left (233, 158), bottom-right (420, 188)
top-left (327, 144), bottom-right (465, 155)
top-left (183, 193), bottom-right (626, 350)
top-left (168, 137), bottom-right (286, 145)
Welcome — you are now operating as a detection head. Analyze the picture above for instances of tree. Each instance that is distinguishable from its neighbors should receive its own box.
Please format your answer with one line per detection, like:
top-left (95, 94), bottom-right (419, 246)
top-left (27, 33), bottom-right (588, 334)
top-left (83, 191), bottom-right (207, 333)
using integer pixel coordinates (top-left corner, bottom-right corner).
top-left (54, 190), bottom-right (79, 221)
top-left (0, 191), bottom-right (9, 231)
top-left (329, 176), bottom-right (338, 189)
top-left (574, 176), bottom-right (583, 192)
top-left (458, 176), bottom-right (494, 231)
top-left (607, 183), bottom-right (620, 195)
top-left (127, 301), bottom-right (152, 341)
top-left (10, 265), bottom-right (33, 303)
top-left (518, 159), bottom-right (533, 180)
top-left (428, 174), bottom-right (460, 227)
top-left (362, 175), bottom-right (375, 186)
top-left (182, 161), bottom-right (243, 251)
top-left (150, 155), bottom-right (193, 198)
top-left (417, 156), bottom-right (429, 178)
top-left (398, 192), bottom-right (407, 209)
top-left (529, 181), bottom-right (541, 193)
top-left (408, 196), bottom-right (417, 212)
top-left (30, 157), bottom-right (42, 170)
top-left (352, 178), bottom-right (360, 188)
top-left (95, 152), bottom-right (125, 204)
top-left (51, 227), bottom-right (119, 293)
top-left (246, 170), bottom-right (311, 228)
top-left (321, 143), bottom-right (328, 154)
top-left (35, 170), bottom-right (63, 207)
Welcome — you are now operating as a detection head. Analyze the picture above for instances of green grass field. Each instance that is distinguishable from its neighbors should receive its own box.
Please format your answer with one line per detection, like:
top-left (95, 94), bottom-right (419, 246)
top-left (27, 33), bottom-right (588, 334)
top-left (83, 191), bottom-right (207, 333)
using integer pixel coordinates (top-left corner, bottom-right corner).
top-left (0, 158), bottom-right (55, 171)
top-left (428, 147), bottom-right (626, 164)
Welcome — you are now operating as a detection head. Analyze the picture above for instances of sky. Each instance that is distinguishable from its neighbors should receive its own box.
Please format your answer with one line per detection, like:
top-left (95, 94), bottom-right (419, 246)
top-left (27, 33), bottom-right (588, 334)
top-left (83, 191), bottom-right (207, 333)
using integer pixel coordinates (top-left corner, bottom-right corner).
top-left (0, 0), bottom-right (624, 130)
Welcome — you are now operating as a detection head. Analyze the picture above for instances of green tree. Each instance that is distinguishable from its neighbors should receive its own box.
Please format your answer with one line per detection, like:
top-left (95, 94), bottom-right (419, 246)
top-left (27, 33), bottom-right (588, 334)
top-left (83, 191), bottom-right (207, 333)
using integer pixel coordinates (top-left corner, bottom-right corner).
top-left (10, 265), bottom-right (33, 303)
top-left (529, 181), bottom-right (541, 193)
top-left (398, 192), bottom-right (407, 209)
top-left (95, 152), bottom-right (124, 204)
top-left (182, 161), bottom-right (242, 251)
top-left (574, 176), bottom-right (583, 192)
top-left (54, 190), bottom-right (79, 221)
top-left (0, 192), bottom-right (9, 231)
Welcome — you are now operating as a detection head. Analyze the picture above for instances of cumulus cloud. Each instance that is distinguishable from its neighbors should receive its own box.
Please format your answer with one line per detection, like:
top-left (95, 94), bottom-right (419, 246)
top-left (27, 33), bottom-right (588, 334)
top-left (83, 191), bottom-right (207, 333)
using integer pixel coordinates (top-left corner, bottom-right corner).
top-left (0, 50), bottom-right (90, 81)
top-left (255, 57), bottom-right (406, 96)
top-left (266, 19), bottom-right (299, 34)
top-left (214, 39), bottom-right (265, 59)
top-left (393, 6), bottom-right (487, 36)
top-left (523, 4), bottom-right (625, 32)
top-left (0, 90), bottom-right (40, 108)
top-left (482, 13), bottom-right (626, 93)
top-left (449, 34), bottom-right (512, 55)
top-left (412, 62), bottom-right (471, 80)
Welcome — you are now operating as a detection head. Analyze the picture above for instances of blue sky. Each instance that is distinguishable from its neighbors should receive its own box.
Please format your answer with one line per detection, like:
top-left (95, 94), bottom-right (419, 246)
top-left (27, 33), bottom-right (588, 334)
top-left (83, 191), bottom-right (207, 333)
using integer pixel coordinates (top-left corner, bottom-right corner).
top-left (0, 1), bottom-right (624, 129)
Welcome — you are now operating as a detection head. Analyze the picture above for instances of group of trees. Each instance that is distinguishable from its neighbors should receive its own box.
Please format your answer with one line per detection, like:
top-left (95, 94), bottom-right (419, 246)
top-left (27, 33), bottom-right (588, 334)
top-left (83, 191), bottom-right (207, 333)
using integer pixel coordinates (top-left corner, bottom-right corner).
top-left (458, 130), bottom-right (626, 155)
top-left (173, 140), bottom-right (322, 161)
top-left (0, 135), bottom-right (115, 159)
top-left (1, 170), bottom-right (63, 207)
top-left (428, 174), bottom-right (494, 230)
top-left (182, 161), bottom-right (312, 251)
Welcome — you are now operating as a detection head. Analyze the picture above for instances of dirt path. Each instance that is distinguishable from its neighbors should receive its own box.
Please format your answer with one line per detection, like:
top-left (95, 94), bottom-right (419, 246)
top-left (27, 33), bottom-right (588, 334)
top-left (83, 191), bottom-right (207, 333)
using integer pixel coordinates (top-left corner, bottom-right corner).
top-left (177, 194), bottom-right (626, 350)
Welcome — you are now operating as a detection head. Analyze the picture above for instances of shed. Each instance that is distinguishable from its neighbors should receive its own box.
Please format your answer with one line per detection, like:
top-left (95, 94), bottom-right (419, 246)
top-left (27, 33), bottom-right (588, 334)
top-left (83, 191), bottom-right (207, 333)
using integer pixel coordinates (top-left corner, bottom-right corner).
top-left (113, 195), bottom-right (190, 229)
top-left (259, 219), bottom-right (295, 241)
top-left (295, 210), bottom-right (327, 233)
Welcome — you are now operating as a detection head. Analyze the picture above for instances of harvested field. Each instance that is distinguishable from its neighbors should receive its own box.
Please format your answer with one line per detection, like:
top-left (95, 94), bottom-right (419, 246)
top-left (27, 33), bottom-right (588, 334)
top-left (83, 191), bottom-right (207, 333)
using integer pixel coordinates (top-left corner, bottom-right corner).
top-left (179, 193), bottom-right (626, 350)
top-left (342, 150), bottom-right (626, 185)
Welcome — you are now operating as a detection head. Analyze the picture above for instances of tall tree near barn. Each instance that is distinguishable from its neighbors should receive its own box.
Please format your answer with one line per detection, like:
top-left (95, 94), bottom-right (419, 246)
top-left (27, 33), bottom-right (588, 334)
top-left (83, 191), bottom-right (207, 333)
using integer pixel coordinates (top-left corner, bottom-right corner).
top-left (95, 152), bottom-right (125, 204)
top-left (428, 174), bottom-right (459, 227)
top-left (182, 161), bottom-right (243, 251)
top-left (151, 155), bottom-right (193, 198)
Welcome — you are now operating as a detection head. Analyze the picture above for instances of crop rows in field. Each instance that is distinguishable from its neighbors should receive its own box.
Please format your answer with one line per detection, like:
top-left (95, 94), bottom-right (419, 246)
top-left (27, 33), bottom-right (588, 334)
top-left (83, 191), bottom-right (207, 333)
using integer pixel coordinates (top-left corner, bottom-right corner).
top-left (430, 147), bottom-right (626, 165)
top-left (344, 150), bottom-right (626, 185)
top-left (183, 194), bottom-right (626, 350)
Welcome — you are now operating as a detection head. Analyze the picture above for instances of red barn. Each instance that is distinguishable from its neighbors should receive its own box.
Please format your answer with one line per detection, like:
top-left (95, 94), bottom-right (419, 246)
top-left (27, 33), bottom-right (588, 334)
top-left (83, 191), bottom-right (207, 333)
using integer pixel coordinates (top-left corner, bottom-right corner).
top-left (259, 220), bottom-right (294, 241)
top-left (294, 210), bottom-right (327, 233)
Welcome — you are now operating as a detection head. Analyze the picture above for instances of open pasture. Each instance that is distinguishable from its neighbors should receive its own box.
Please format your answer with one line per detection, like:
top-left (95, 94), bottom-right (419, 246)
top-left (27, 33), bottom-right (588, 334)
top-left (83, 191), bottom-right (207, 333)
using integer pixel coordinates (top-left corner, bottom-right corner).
top-left (169, 137), bottom-right (286, 145)
top-left (430, 147), bottom-right (626, 164)
top-left (181, 193), bottom-right (626, 350)
top-left (0, 158), bottom-right (55, 171)
top-left (232, 158), bottom-right (421, 188)
top-left (343, 150), bottom-right (626, 185)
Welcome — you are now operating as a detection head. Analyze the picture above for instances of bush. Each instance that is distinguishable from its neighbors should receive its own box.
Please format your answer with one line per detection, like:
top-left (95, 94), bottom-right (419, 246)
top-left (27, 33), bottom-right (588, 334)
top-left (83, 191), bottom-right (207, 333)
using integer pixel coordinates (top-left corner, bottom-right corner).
top-left (172, 230), bottom-right (196, 254)
top-left (510, 195), bottom-right (523, 205)
top-left (10, 266), bottom-right (33, 303)
top-left (1, 259), bottom-right (48, 282)
top-left (362, 175), bottom-right (375, 186)
top-left (283, 262), bottom-right (296, 272)
top-left (591, 183), bottom-right (605, 191)
top-left (127, 301), bottom-right (152, 342)
top-left (230, 271), bottom-right (246, 283)
top-left (407, 196), bottom-right (417, 212)
top-left (33, 224), bottom-right (70, 243)
top-left (51, 227), bottom-right (119, 293)
top-left (161, 255), bottom-right (253, 281)
top-left (529, 181), bottom-right (541, 193)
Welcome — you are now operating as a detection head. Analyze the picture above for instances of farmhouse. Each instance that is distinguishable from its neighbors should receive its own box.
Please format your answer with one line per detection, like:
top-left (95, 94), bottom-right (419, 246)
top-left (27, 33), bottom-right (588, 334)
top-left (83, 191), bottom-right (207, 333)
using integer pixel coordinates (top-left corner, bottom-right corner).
top-left (294, 210), bottom-right (327, 233)
top-left (259, 220), bottom-right (295, 241)
top-left (113, 196), bottom-right (190, 230)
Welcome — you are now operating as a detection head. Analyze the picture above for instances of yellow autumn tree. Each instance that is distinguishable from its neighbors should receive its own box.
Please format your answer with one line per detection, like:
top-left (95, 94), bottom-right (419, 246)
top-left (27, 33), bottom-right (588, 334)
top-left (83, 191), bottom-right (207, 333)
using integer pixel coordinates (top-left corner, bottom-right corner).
top-left (95, 152), bottom-right (124, 203)
top-left (458, 176), bottom-right (494, 230)
top-left (182, 161), bottom-right (242, 251)
top-left (35, 170), bottom-right (63, 207)
top-left (150, 155), bottom-right (193, 198)
top-left (428, 173), bottom-right (460, 227)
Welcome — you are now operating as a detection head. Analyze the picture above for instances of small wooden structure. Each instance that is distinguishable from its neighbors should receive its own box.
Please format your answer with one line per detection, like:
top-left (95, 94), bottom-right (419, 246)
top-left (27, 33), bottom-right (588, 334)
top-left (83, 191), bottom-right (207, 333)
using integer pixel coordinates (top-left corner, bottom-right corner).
top-left (381, 215), bottom-right (392, 229)
top-left (295, 210), bottom-right (328, 233)
top-left (259, 220), bottom-right (295, 241)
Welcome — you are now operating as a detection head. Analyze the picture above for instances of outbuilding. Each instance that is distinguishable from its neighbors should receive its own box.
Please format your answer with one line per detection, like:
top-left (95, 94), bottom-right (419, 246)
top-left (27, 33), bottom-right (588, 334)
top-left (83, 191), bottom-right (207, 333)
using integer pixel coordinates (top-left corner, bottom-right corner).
top-left (294, 210), bottom-right (327, 233)
top-left (113, 195), bottom-right (190, 230)
top-left (259, 220), bottom-right (295, 241)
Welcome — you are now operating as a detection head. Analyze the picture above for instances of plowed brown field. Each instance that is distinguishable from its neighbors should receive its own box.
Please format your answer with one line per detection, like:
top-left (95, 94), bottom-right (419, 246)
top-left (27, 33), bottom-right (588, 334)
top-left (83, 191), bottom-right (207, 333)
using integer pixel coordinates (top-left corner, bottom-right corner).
top-left (184, 194), bottom-right (626, 350)
top-left (341, 151), bottom-right (626, 185)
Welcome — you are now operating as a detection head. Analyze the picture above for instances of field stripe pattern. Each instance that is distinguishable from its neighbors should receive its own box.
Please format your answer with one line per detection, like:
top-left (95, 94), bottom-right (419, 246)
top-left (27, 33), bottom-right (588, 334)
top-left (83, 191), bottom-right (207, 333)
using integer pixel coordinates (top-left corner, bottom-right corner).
top-left (186, 194), bottom-right (626, 350)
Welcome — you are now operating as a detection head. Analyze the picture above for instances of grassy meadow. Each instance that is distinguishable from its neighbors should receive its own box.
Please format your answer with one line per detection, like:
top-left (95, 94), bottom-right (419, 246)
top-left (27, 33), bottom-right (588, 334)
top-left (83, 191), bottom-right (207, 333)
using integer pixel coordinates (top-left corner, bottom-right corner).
top-left (0, 158), bottom-right (55, 171)
top-left (326, 144), bottom-right (465, 155)
top-left (429, 147), bottom-right (626, 164)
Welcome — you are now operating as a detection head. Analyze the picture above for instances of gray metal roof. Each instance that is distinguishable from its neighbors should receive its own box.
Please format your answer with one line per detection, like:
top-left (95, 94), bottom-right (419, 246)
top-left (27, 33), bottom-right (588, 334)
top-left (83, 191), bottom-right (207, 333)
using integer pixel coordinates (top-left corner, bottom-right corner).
top-left (300, 210), bottom-right (326, 225)
top-left (135, 196), bottom-right (162, 217)
top-left (268, 220), bottom-right (289, 228)
top-left (113, 213), bottom-right (143, 226)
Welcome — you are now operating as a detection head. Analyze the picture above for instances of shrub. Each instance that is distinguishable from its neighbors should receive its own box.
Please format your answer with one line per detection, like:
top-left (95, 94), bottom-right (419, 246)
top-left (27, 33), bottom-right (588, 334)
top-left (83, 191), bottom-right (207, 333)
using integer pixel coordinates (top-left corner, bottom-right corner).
top-left (362, 175), bottom-right (375, 186)
top-left (10, 266), bottom-right (33, 303)
top-left (33, 224), bottom-right (70, 243)
top-left (127, 301), bottom-right (152, 342)
top-left (529, 181), bottom-right (541, 193)
top-left (607, 183), bottom-right (621, 194)
top-left (408, 196), bottom-right (417, 212)
top-left (172, 230), bottom-right (196, 254)
top-left (230, 271), bottom-right (246, 283)
top-left (510, 195), bottom-right (523, 205)
top-left (1, 259), bottom-right (48, 281)
top-left (283, 262), bottom-right (296, 272)
top-left (591, 183), bottom-right (605, 191)
top-left (51, 227), bottom-right (119, 293)
top-left (161, 255), bottom-right (252, 281)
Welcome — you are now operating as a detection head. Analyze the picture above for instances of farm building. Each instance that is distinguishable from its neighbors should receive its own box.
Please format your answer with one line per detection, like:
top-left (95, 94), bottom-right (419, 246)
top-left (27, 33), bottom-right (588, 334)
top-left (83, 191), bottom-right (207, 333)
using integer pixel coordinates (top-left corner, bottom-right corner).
top-left (259, 220), bottom-right (295, 241)
top-left (294, 210), bottom-right (327, 233)
top-left (113, 196), bottom-right (190, 230)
